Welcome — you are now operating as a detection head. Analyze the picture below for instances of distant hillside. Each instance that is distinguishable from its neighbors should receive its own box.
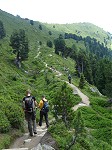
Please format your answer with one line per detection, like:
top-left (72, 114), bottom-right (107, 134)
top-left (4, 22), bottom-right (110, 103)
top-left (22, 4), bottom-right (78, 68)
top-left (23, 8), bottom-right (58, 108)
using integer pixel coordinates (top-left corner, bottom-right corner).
top-left (44, 22), bottom-right (111, 49)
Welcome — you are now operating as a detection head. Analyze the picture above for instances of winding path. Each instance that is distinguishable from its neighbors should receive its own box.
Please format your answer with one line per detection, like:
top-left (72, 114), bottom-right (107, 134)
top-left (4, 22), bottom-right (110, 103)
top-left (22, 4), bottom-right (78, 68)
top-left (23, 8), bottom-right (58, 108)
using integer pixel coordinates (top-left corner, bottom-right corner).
top-left (66, 81), bottom-right (90, 111)
top-left (47, 64), bottom-right (90, 110)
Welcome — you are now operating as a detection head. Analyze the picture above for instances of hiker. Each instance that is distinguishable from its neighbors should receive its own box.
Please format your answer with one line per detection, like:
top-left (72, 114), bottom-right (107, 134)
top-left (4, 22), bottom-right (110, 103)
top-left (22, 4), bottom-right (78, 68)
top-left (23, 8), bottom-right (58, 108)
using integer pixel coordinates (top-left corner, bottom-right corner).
top-left (38, 95), bottom-right (49, 128)
top-left (68, 74), bottom-right (72, 83)
top-left (22, 89), bottom-right (37, 136)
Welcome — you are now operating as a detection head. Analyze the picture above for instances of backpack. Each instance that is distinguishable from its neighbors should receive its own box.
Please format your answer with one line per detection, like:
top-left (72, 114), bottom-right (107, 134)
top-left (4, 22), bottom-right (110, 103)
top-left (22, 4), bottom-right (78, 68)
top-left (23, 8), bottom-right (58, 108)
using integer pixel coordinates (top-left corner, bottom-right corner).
top-left (25, 96), bottom-right (34, 112)
top-left (42, 101), bottom-right (49, 113)
top-left (68, 75), bottom-right (71, 79)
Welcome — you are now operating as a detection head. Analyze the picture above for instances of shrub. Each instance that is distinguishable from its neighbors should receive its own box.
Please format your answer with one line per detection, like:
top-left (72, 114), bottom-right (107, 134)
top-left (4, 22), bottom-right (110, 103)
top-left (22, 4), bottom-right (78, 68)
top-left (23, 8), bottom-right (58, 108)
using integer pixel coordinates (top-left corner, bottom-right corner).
top-left (91, 128), bottom-right (112, 145)
top-left (0, 111), bottom-right (11, 133)
top-left (48, 31), bottom-right (52, 35)
top-left (47, 40), bottom-right (53, 48)
top-left (49, 121), bottom-right (73, 149)
top-left (0, 135), bottom-right (11, 149)
top-left (5, 102), bottom-right (24, 130)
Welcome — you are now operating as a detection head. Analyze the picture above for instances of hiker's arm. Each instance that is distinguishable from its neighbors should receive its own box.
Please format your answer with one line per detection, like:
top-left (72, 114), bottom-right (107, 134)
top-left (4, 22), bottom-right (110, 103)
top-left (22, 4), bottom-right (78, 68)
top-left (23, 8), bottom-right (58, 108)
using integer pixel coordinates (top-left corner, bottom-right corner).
top-left (34, 100), bottom-right (38, 106)
top-left (22, 98), bottom-right (25, 111)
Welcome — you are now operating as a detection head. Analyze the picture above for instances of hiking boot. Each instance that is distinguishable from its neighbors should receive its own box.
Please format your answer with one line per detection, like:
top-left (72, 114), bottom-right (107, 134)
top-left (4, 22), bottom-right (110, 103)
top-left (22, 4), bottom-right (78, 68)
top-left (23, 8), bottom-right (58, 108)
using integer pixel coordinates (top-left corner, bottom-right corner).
top-left (30, 133), bottom-right (33, 136)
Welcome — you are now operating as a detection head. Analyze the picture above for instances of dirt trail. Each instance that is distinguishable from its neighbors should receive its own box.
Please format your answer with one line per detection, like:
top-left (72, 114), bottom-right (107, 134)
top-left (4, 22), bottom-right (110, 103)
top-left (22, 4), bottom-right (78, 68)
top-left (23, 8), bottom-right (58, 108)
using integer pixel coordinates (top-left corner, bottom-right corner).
top-left (66, 81), bottom-right (90, 111)
top-left (8, 123), bottom-right (48, 150)
top-left (46, 64), bottom-right (90, 110)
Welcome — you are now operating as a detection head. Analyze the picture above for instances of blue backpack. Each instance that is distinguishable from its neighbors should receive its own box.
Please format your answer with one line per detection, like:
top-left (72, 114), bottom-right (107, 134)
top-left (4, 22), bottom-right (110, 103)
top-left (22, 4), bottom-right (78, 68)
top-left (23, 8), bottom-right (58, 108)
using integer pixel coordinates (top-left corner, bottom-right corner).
top-left (42, 101), bottom-right (49, 113)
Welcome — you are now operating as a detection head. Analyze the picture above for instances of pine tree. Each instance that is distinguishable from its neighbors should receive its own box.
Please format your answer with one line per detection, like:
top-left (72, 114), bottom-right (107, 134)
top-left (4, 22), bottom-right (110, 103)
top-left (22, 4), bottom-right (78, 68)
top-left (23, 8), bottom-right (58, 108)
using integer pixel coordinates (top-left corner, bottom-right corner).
top-left (66, 111), bottom-right (84, 150)
top-left (79, 73), bottom-right (86, 88)
top-left (30, 20), bottom-right (34, 25)
top-left (0, 20), bottom-right (6, 39)
top-left (53, 82), bottom-right (74, 127)
top-left (54, 34), bottom-right (66, 56)
top-left (10, 29), bottom-right (29, 67)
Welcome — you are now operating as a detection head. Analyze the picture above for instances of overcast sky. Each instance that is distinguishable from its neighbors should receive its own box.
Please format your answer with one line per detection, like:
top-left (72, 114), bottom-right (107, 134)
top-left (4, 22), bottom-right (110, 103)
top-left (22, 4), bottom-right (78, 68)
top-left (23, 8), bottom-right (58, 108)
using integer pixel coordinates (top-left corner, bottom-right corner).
top-left (0, 0), bottom-right (112, 33)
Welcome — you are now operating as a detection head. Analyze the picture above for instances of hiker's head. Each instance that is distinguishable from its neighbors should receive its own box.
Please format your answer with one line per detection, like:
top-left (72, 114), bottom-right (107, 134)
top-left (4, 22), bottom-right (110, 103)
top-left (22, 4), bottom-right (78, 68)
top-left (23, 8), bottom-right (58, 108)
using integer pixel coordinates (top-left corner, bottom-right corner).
top-left (42, 95), bottom-right (47, 101)
top-left (26, 89), bottom-right (31, 96)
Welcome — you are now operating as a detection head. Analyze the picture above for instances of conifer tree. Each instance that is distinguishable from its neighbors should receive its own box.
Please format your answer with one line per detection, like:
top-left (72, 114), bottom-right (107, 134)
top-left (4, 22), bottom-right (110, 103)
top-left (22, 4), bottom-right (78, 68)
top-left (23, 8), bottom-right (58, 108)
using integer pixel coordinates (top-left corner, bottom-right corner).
top-left (0, 20), bottom-right (6, 39)
top-left (54, 34), bottom-right (66, 56)
top-left (53, 82), bottom-right (74, 127)
top-left (10, 29), bottom-right (29, 67)
top-left (66, 111), bottom-right (84, 150)
top-left (79, 73), bottom-right (86, 88)
top-left (39, 24), bottom-right (42, 30)
top-left (30, 20), bottom-right (34, 25)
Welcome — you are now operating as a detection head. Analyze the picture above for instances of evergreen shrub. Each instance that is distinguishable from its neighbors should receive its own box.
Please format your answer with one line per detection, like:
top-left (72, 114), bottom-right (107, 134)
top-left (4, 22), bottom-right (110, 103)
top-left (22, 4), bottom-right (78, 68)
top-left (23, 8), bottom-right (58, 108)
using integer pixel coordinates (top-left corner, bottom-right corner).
top-left (0, 135), bottom-right (11, 149)
top-left (0, 111), bottom-right (11, 133)
top-left (49, 121), bottom-right (73, 149)
top-left (5, 102), bottom-right (24, 129)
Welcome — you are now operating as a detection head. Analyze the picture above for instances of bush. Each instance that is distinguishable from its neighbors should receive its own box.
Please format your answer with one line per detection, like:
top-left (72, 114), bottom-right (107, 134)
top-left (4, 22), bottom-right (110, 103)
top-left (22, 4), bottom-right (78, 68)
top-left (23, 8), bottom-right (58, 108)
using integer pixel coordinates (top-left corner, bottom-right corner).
top-left (49, 121), bottom-right (73, 149)
top-left (47, 40), bottom-right (53, 48)
top-left (0, 97), bottom-right (24, 130)
top-left (0, 111), bottom-right (11, 133)
top-left (0, 135), bottom-right (11, 149)
top-left (91, 128), bottom-right (112, 145)
top-left (90, 97), bottom-right (108, 107)
top-left (5, 102), bottom-right (24, 129)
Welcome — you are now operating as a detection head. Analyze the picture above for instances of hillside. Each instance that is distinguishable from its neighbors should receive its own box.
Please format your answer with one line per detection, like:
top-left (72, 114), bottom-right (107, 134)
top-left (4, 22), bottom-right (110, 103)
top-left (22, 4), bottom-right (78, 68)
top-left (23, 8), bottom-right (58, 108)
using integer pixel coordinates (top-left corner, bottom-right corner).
top-left (0, 9), bottom-right (112, 150)
top-left (44, 22), bottom-right (112, 50)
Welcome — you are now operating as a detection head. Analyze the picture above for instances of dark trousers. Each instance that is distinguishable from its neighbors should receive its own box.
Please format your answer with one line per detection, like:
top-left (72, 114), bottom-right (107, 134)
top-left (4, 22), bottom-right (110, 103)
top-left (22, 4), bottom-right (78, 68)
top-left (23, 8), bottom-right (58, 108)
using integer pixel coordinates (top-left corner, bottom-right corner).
top-left (39, 110), bottom-right (49, 127)
top-left (69, 79), bottom-right (71, 83)
top-left (25, 111), bottom-right (37, 135)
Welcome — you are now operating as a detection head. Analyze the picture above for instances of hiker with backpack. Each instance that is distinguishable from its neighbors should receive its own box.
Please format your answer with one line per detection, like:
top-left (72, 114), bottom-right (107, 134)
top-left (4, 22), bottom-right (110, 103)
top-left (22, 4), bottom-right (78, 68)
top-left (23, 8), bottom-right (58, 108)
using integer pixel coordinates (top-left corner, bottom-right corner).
top-left (22, 89), bottom-right (37, 136)
top-left (38, 95), bottom-right (49, 128)
top-left (68, 74), bottom-right (72, 84)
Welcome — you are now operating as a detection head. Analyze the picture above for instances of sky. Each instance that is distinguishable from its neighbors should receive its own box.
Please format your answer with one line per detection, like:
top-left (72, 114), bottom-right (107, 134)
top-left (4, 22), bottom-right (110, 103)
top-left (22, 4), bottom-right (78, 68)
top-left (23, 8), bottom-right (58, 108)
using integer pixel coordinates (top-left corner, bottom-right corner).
top-left (0, 0), bottom-right (112, 33)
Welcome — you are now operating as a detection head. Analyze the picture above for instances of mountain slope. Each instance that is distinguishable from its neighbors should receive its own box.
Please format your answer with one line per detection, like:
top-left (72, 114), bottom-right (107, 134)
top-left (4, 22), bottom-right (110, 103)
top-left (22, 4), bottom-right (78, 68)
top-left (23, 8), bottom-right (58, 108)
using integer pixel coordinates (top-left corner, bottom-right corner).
top-left (44, 22), bottom-right (111, 49)
top-left (0, 9), bottom-right (111, 150)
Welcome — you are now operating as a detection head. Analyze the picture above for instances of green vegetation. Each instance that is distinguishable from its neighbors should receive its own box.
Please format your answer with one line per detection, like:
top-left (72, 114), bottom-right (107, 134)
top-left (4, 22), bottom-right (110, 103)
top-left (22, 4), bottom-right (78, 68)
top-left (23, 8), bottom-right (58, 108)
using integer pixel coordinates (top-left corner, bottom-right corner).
top-left (0, 20), bottom-right (6, 39)
top-left (0, 9), bottom-right (112, 149)
top-left (10, 29), bottom-right (29, 65)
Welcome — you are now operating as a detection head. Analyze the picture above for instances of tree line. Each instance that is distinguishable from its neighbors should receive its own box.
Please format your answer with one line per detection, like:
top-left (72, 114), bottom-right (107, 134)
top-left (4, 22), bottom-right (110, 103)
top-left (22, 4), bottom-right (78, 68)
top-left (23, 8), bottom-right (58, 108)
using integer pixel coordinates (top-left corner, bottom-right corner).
top-left (54, 34), bottom-right (112, 97)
